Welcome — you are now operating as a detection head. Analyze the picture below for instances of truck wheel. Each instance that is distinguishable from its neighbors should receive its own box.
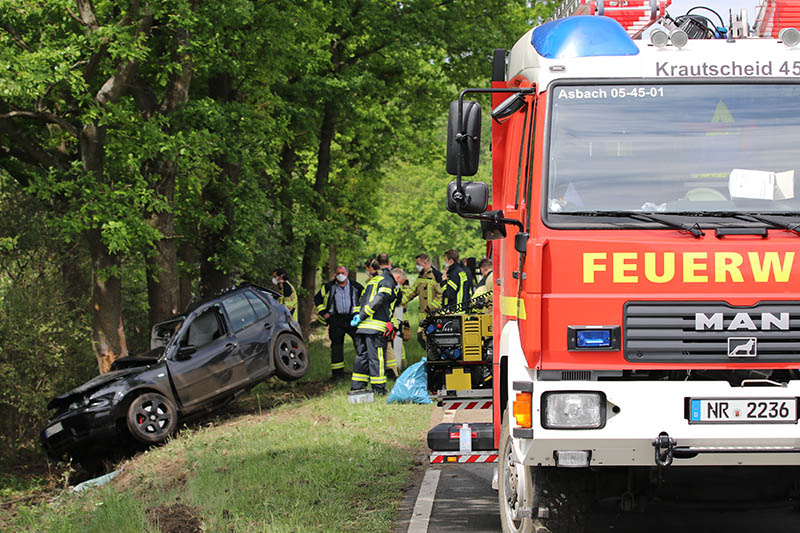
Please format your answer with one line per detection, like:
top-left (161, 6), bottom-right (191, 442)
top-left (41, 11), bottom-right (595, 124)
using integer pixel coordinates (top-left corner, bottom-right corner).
top-left (273, 332), bottom-right (309, 381)
top-left (498, 412), bottom-right (535, 533)
top-left (126, 392), bottom-right (178, 444)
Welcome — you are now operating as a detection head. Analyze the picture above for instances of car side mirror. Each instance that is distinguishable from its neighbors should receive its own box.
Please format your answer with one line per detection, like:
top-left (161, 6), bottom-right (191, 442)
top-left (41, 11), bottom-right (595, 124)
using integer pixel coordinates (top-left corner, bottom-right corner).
top-left (447, 181), bottom-right (488, 214)
top-left (175, 345), bottom-right (196, 361)
top-left (446, 100), bottom-right (481, 177)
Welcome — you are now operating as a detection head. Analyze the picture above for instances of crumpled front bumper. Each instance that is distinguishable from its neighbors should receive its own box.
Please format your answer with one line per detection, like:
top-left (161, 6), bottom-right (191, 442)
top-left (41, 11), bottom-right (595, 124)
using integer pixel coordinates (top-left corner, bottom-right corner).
top-left (41, 406), bottom-right (117, 459)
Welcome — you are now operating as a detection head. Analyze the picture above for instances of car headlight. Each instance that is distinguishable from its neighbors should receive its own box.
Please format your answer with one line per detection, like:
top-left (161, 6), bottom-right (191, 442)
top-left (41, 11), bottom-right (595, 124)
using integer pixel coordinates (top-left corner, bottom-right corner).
top-left (68, 397), bottom-right (90, 410)
top-left (543, 392), bottom-right (605, 429)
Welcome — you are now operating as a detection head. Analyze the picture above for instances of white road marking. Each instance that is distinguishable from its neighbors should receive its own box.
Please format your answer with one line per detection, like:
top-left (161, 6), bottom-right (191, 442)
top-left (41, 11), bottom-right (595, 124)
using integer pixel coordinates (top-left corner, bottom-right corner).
top-left (407, 468), bottom-right (441, 533)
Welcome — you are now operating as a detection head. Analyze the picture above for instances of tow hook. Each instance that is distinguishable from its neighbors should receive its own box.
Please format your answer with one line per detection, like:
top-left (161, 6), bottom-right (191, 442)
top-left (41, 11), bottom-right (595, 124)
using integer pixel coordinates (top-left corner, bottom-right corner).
top-left (653, 431), bottom-right (676, 466)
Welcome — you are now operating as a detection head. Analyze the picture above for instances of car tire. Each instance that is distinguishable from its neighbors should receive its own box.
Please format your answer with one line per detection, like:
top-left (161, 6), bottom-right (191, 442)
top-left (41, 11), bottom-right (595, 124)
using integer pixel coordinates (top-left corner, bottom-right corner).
top-left (273, 332), bottom-right (309, 381)
top-left (126, 392), bottom-right (178, 444)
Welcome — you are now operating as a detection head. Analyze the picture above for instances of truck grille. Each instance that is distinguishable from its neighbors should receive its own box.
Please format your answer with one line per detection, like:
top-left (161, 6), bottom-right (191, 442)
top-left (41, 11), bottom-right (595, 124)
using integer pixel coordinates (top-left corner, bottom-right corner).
top-left (623, 301), bottom-right (800, 363)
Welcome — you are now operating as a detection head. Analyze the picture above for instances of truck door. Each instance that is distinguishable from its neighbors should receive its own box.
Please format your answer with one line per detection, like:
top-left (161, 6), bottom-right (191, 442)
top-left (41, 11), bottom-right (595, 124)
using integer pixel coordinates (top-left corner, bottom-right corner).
top-left (168, 304), bottom-right (246, 409)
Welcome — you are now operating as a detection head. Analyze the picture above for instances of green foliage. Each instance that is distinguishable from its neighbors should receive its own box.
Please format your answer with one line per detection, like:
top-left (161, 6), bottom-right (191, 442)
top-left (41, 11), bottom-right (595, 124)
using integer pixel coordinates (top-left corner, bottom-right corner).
top-left (0, 0), bottom-right (556, 463)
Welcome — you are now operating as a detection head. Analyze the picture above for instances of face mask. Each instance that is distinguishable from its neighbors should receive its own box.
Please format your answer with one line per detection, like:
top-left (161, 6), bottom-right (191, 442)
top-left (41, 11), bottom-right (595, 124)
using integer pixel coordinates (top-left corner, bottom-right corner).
top-left (272, 277), bottom-right (279, 285)
top-left (415, 264), bottom-right (424, 272)
top-left (336, 273), bottom-right (347, 283)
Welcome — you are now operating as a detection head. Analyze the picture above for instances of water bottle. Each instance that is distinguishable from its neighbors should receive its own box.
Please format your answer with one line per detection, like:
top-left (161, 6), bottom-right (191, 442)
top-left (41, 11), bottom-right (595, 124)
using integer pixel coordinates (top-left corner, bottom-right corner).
top-left (459, 423), bottom-right (472, 453)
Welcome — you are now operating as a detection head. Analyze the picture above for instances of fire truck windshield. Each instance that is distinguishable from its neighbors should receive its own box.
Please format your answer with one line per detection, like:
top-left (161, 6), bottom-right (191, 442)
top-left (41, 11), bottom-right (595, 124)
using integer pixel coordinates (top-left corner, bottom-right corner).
top-left (546, 83), bottom-right (800, 224)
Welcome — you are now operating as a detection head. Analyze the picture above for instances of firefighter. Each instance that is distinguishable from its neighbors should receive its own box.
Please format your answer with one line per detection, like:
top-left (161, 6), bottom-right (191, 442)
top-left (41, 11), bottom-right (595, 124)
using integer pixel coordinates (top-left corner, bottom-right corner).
top-left (442, 249), bottom-right (472, 308)
top-left (364, 257), bottom-right (380, 278)
top-left (473, 257), bottom-right (493, 298)
top-left (314, 265), bottom-right (363, 380)
top-left (349, 254), bottom-right (400, 396)
top-left (272, 268), bottom-right (298, 321)
top-left (385, 267), bottom-right (408, 378)
top-left (403, 252), bottom-right (443, 350)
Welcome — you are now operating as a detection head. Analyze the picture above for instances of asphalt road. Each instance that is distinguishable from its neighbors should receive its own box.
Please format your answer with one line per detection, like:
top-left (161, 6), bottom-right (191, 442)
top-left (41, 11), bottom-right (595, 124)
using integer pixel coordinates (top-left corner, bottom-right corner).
top-left (409, 462), bottom-right (800, 533)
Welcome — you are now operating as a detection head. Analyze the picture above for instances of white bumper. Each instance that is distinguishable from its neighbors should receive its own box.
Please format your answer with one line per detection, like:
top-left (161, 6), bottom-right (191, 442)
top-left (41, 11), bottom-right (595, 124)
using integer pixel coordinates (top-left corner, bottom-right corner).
top-left (514, 379), bottom-right (800, 467)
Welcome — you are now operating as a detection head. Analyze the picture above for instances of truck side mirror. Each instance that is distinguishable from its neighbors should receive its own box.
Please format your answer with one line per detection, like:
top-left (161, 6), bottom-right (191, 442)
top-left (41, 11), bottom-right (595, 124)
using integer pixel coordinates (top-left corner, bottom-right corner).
top-left (447, 180), bottom-right (488, 214)
top-left (446, 100), bottom-right (481, 176)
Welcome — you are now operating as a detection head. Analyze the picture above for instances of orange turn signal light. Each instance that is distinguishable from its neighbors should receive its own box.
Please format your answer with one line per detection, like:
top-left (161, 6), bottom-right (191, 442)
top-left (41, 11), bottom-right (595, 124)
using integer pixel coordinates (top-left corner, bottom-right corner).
top-left (513, 392), bottom-right (532, 428)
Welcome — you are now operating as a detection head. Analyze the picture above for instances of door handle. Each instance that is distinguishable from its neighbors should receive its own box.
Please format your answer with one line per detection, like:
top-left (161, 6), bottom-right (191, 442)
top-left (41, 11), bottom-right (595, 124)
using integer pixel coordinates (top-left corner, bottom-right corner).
top-left (264, 322), bottom-right (272, 329)
top-left (224, 343), bottom-right (236, 353)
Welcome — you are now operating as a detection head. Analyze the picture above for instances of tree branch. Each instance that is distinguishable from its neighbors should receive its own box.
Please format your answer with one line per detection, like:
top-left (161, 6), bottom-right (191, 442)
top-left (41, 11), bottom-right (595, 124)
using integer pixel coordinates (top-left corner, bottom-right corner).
top-left (75, 0), bottom-right (100, 31)
top-left (0, 23), bottom-right (31, 52)
top-left (65, 5), bottom-right (88, 27)
top-left (0, 110), bottom-right (79, 138)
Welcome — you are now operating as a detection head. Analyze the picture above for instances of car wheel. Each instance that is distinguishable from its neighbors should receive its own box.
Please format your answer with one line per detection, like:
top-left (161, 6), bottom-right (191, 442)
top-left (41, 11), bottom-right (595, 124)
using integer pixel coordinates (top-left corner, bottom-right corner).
top-left (126, 392), bottom-right (178, 444)
top-left (273, 332), bottom-right (309, 381)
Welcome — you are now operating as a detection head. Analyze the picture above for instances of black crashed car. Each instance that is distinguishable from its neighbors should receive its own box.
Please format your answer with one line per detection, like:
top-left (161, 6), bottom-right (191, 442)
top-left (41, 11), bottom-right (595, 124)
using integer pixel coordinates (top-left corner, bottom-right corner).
top-left (41, 284), bottom-right (309, 460)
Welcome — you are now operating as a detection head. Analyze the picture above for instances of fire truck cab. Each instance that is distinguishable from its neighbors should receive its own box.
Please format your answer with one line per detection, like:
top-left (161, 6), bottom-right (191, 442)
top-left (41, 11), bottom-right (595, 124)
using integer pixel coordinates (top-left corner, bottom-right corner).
top-left (445, 2), bottom-right (800, 531)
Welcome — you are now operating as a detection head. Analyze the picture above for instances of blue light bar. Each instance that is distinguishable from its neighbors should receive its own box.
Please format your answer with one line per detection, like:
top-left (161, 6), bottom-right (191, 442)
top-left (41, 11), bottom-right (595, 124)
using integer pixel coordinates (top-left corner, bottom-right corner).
top-left (531, 16), bottom-right (639, 60)
top-left (576, 329), bottom-right (612, 348)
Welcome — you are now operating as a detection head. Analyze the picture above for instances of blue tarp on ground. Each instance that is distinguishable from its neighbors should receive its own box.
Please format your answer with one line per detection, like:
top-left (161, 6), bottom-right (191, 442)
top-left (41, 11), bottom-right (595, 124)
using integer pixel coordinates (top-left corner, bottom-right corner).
top-left (387, 358), bottom-right (432, 404)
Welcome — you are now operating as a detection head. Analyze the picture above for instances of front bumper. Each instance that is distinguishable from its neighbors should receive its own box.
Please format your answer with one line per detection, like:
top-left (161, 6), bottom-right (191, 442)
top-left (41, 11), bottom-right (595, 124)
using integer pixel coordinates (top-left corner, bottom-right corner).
top-left (41, 406), bottom-right (118, 459)
top-left (514, 379), bottom-right (800, 467)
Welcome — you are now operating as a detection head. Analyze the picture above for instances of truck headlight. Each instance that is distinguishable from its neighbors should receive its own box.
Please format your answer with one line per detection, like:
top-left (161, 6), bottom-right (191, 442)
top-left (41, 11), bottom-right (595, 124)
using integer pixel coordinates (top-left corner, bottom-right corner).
top-left (543, 392), bottom-right (605, 429)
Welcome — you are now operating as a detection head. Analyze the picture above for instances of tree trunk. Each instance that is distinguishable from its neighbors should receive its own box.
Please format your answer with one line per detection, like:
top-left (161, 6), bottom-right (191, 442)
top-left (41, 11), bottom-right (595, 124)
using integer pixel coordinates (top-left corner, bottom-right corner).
top-left (326, 244), bottom-right (337, 281)
top-left (146, 200), bottom-right (179, 326)
top-left (81, 121), bottom-right (126, 373)
top-left (298, 104), bottom-right (337, 339)
top-left (178, 241), bottom-right (198, 311)
top-left (87, 229), bottom-right (128, 373)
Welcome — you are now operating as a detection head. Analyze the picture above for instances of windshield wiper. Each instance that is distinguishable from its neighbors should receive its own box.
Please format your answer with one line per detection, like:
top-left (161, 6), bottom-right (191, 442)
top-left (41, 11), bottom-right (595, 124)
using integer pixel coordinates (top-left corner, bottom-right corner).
top-left (665, 211), bottom-right (800, 236)
top-left (744, 214), bottom-right (800, 236)
top-left (553, 211), bottom-right (705, 238)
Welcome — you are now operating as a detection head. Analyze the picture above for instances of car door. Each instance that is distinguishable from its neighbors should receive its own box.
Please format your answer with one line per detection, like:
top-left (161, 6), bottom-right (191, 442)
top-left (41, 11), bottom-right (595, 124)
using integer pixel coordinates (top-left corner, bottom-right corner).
top-left (167, 304), bottom-right (246, 409)
top-left (221, 290), bottom-right (275, 382)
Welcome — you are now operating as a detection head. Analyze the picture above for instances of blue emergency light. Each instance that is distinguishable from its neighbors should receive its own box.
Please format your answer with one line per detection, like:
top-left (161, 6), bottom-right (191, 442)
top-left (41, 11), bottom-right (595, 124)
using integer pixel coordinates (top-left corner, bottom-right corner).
top-left (531, 16), bottom-right (639, 59)
top-left (576, 329), bottom-right (612, 348)
top-left (568, 326), bottom-right (620, 351)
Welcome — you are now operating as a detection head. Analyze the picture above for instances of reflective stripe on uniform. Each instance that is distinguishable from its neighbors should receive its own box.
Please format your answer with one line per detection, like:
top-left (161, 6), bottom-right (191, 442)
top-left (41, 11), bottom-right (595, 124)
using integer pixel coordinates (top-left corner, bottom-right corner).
top-left (373, 347), bottom-right (385, 384)
top-left (352, 373), bottom-right (369, 382)
top-left (378, 287), bottom-right (393, 294)
top-left (331, 361), bottom-right (345, 370)
top-left (359, 319), bottom-right (387, 332)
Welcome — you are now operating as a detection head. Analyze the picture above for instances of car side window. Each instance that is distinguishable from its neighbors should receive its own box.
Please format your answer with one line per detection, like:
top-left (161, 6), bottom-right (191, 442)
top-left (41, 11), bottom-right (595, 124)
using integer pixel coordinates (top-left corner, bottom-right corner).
top-left (185, 308), bottom-right (224, 348)
top-left (245, 290), bottom-right (271, 320)
top-left (222, 293), bottom-right (258, 332)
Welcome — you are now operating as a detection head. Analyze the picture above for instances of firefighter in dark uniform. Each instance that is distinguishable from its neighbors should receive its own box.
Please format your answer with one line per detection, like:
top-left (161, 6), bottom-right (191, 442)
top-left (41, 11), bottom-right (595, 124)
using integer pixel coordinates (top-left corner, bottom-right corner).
top-left (349, 255), bottom-right (400, 396)
top-left (314, 265), bottom-right (363, 380)
top-left (442, 249), bottom-right (472, 308)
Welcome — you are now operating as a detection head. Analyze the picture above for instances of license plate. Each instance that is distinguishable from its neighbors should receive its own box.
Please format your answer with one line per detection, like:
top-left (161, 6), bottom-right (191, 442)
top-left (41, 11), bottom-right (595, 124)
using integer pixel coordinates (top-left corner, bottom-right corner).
top-left (689, 398), bottom-right (797, 424)
top-left (44, 422), bottom-right (63, 438)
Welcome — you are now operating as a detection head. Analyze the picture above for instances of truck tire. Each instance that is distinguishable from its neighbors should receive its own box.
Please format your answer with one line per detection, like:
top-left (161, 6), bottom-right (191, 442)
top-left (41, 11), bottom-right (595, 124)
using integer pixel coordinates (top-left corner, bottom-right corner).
top-left (498, 411), bottom-right (536, 533)
top-left (498, 411), bottom-right (593, 533)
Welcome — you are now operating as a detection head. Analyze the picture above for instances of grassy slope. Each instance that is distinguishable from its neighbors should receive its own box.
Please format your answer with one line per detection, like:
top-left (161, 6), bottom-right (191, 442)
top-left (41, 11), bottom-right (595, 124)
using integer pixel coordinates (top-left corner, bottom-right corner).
top-left (8, 298), bottom-right (432, 532)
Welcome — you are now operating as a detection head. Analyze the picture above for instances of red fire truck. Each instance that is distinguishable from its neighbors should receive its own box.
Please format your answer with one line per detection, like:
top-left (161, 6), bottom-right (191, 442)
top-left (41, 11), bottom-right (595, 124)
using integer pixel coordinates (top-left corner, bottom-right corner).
top-left (440, 1), bottom-right (800, 531)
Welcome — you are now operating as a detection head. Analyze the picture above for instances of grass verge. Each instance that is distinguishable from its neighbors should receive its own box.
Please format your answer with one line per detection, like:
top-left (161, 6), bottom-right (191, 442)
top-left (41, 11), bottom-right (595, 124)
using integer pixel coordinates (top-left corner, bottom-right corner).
top-left (4, 310), bottom-right (433, 532)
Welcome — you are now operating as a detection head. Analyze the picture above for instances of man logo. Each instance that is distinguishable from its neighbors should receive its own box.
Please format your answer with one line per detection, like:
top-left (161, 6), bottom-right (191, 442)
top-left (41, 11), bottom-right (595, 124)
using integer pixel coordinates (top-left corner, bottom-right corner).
top-left (728, 337), bottom-right (757, 358)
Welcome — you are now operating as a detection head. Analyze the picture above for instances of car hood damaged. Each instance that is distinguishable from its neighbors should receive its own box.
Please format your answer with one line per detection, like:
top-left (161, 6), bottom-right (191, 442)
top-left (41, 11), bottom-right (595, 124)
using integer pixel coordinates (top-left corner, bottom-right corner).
top-left (46, 367), bottom-right (140, 410)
